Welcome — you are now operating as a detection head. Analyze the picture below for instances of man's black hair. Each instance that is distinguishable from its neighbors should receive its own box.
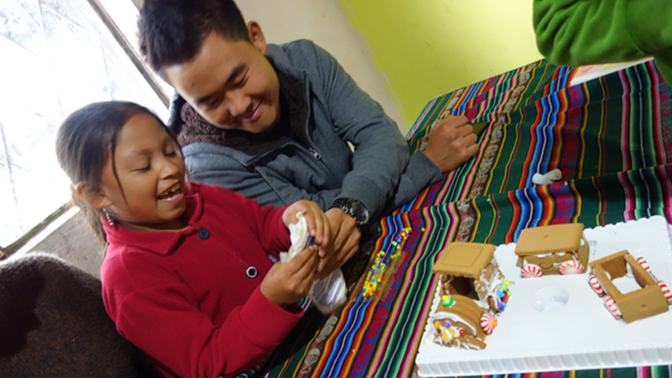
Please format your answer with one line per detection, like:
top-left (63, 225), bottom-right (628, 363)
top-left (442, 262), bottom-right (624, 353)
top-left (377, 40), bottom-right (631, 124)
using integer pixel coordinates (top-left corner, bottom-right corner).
top-left (138, 0), bottom-right (251, 73)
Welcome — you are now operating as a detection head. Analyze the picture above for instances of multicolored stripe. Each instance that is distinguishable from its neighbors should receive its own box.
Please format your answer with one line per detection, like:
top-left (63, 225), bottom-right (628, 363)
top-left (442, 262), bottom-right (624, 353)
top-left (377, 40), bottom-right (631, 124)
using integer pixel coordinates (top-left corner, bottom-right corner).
top-left (266, 59), bottom-right (672, 378)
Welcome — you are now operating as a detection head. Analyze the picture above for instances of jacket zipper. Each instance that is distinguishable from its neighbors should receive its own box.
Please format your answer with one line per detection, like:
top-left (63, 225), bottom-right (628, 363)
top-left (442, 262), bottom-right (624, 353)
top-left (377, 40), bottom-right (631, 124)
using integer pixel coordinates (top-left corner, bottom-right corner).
top-left (309, 148), bottom-right (321, 160)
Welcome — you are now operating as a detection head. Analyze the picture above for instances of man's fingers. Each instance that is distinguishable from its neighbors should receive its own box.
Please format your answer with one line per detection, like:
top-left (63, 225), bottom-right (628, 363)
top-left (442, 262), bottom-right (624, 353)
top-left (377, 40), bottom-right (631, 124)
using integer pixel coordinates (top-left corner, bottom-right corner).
top-left (339, 245), bottom-right (359, 267)
top-left (466, 143), bottom-right (480, 157)
top-left (319, 215), bottom-right (331, 251)
top-left (312, 212), bottom-right (325, 245)
top-left (442, 114), bottom-right (469, 128)
top-left (464, 132), bottom-right (478, 146)
top-left (459, 123), bottom-right (475, 136)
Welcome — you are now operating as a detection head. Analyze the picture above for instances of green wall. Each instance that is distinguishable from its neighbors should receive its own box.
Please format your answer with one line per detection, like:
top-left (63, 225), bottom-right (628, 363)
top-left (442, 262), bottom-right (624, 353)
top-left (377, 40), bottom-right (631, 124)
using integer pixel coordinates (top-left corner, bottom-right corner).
top-left (340, 0), bottom-right (543, 127)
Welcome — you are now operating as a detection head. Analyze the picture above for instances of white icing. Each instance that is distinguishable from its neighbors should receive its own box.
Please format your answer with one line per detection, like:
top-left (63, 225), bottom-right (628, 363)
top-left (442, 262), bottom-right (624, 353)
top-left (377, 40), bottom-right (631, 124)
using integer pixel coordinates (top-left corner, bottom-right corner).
top-left (625, 261), bottom-right (634, 278)
top-left (532, 169), bottom-right (561, 185)
top-left (553, 254), bottom-right (580, 269)
top-left (429, 311), bottom-right (481, 349)
top-left (430, 311), bottom-right (477, 335)
top-left (474, 259), bottom-right (508, 312)
top-left (280, 211), bottom-right (311, 262)
top-left (530, 251), bottom-right (574, 260)
top-left (281, 212), bottom-right (347, 314)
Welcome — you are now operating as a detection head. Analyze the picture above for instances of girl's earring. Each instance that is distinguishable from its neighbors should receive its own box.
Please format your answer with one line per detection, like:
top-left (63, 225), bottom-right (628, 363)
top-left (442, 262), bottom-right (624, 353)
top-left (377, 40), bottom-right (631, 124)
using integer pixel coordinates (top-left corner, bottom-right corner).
top-left (102, 207), bottom-right (115, 226)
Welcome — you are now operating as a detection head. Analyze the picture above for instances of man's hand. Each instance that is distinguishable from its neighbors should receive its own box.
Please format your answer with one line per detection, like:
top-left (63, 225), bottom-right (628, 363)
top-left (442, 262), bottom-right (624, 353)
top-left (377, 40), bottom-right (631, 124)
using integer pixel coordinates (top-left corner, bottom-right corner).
top-left (317, 208), bottom-right (360, 278)
top-left (423, 115), bottom-right (479, 173)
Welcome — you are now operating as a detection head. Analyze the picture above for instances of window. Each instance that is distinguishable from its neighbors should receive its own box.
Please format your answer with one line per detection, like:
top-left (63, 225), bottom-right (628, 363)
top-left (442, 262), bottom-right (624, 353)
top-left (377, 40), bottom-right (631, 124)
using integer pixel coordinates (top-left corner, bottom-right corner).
top-left (0, 0), bottom-right (168, 250)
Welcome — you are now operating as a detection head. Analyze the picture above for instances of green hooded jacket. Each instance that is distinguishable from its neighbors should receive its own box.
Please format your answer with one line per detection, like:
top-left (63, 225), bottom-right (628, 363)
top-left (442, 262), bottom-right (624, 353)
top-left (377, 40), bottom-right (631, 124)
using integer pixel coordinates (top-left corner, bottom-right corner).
top-left (534, 0), bottom-right (672, 83)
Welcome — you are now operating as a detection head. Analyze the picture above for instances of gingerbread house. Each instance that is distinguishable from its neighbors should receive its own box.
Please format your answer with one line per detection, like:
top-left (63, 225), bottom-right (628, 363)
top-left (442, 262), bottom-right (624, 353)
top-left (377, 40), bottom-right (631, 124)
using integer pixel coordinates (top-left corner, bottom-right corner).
top-left (588, 250), bottom-right (671, 323)
top-left (515, 223), bottom-right (589, 277)
top-left (428, 242), bottom-right (509, 349)
top-left (433, 242), bottom-right (510, 313)
top-left (428, 293), bottom-right (488, 350)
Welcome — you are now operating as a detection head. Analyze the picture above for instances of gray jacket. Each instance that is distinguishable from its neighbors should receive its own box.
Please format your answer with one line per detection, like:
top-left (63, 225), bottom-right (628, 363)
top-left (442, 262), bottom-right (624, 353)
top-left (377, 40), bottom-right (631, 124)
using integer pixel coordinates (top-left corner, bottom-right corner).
top-left (170, 40), bottom-right (441, 221)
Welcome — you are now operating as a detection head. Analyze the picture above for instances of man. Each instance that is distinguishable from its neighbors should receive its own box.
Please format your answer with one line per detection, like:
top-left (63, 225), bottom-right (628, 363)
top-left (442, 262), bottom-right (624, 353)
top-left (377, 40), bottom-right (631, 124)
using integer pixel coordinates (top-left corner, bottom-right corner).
top-left (138, 0), bottom-right (478, 276)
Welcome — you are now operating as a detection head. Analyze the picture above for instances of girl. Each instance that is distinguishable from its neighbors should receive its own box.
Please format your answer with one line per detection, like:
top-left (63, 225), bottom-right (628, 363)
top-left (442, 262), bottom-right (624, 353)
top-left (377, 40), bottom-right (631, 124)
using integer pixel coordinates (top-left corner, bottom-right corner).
top-left (55, 101), bottom-right (331, 378)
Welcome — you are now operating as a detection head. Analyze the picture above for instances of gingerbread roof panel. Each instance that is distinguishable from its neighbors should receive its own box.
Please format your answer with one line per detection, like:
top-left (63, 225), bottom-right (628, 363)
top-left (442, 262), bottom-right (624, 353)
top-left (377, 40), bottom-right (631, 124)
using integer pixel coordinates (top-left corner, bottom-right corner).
top-left (432, 242), bottom-right (496, 278)
top-left (515, 223), bottom-right (585, 256)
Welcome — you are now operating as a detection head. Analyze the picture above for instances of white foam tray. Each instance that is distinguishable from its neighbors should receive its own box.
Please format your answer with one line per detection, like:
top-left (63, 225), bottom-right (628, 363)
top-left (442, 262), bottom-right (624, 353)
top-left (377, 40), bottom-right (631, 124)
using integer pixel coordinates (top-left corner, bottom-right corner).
top-left (416, 216), bottom-right (672, 377)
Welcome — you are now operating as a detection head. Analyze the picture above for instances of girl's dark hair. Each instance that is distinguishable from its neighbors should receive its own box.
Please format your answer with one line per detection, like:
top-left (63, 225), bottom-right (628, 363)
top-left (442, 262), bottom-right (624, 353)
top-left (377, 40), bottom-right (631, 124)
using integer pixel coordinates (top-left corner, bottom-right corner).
top-left (138, 0), bottom-right (251, 74)
top-left (55, 101), bottom-right (180, 246)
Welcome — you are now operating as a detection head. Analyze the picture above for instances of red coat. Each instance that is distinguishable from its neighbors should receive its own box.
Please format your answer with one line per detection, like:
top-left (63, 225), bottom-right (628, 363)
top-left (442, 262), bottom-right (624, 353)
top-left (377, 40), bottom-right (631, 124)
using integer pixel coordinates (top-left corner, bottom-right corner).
top-left (101, 182), bottom-right (301, 378)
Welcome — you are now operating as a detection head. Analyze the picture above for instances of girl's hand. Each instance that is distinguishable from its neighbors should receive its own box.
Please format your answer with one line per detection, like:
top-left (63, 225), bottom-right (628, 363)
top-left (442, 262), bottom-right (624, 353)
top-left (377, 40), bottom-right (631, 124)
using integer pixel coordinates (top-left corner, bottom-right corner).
top-left (282, 200), bottom-right (331, 255)
top-left (260, 245), bottom-right (319, 308)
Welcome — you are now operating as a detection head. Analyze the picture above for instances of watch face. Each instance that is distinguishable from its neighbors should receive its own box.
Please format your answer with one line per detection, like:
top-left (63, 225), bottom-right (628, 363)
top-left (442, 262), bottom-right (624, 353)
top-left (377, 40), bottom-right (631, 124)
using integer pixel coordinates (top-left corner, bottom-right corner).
top-left (350, 201), bottom-right (369, 224)
top-left (332, 198), bottom-right (370, 225)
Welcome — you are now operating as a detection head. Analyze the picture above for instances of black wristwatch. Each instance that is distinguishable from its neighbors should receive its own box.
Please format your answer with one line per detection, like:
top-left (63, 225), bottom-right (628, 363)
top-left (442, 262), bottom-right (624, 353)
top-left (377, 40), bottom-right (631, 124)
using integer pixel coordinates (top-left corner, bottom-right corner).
top-left (329, 198), bottom-right (370, 227)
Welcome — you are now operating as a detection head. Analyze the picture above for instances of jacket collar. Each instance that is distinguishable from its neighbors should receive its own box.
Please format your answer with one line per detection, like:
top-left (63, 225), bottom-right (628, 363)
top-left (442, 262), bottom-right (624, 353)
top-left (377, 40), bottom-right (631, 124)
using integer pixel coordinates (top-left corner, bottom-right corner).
top-left (103, 183), bottom-right (204, 256)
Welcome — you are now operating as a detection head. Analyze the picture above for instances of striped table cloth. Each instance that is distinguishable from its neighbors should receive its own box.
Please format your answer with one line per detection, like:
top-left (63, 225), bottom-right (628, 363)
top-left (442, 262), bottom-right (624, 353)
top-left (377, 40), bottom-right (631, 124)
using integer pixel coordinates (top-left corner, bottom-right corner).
top-left (266, 59), bottom-right (672, 378)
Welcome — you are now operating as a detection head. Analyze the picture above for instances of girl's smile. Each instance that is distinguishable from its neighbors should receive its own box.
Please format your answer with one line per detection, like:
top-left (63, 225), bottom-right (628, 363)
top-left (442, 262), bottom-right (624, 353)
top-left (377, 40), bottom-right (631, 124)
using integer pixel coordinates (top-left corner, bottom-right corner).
top-left (96, 113), bottom-right (188, 232)
top-left (157, 183), bottom-right (184, 202)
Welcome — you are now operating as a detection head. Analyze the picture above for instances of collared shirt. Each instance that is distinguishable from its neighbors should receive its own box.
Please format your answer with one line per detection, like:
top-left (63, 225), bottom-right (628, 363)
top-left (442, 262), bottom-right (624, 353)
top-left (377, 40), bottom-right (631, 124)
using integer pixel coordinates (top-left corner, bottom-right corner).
top-left (101, 182), bottom-right (301, 378)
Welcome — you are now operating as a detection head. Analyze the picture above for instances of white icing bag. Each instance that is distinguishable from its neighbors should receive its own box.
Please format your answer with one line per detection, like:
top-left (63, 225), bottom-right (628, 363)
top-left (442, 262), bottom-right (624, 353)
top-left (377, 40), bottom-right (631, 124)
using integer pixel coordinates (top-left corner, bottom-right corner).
top-left (280, 211), bottom-right (347, 314)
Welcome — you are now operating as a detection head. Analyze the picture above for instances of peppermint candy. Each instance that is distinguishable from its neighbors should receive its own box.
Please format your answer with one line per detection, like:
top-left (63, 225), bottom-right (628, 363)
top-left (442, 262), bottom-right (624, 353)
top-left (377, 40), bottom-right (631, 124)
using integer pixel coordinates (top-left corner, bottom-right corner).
top-left (588, 275), bottom-right (605, 296)
top-left (521, 264), bottom-right (542, 278)
top-left (480, 312), bottom-right (497, 335)
top-left (559, 260), bottom-right (584, 275)
top-left (602, 295), bottom-right (621, 319)
top-left (658, 280), bottom-right (672, 305)
top-left (637, 256), bottom-right (652, 272)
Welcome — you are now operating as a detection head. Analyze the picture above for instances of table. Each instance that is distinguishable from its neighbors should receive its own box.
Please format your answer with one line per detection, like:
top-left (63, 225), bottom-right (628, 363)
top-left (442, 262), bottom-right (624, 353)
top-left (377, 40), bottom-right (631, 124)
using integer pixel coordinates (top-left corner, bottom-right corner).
top-left (265, 59), bottom-right (672, 378)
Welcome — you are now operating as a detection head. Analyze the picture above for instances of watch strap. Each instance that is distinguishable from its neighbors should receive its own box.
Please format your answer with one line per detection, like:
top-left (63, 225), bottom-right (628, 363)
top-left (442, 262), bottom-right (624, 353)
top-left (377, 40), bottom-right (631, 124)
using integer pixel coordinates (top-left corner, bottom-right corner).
top-left (329, 198), bottom-right (370, 226)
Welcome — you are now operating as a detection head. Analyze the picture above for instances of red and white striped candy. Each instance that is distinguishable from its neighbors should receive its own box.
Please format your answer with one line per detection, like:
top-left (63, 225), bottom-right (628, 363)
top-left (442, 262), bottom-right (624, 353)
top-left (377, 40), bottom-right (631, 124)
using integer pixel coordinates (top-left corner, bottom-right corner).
top-left (602, 295), bottom-right (621, 319)
top-left (588, 275), bottom-right (605, 296)
top-left (521, 264), bottom-right (542, 278)
top-left (637, 256), bottom-right (652, 272)
top-left (658, 280), bottom-right (672, 305)
top-left (480, 312), bottom-right (497, 335)
top-left (559, 260), bottom-right (584, 275)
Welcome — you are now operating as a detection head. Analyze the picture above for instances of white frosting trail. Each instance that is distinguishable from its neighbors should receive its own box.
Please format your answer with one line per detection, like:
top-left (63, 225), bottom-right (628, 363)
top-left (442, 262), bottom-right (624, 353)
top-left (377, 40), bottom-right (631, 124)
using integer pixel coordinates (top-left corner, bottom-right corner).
top-left (431, 312), bottom-right (477, 335)
top-left (625, 261), bottom-right (634, 278)
top-left (532, 169), bottom-right (562, 185)
top-left (476, 258), bottom-right (507, 312)
top-left (430, 311), bottom-right (482, 349)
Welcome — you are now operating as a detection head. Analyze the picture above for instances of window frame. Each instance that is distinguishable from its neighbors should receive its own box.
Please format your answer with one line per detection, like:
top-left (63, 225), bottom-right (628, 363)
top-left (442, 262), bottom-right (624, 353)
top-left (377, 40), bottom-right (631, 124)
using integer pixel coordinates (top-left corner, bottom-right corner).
top-left (1, 0), bottom-right (169, 256)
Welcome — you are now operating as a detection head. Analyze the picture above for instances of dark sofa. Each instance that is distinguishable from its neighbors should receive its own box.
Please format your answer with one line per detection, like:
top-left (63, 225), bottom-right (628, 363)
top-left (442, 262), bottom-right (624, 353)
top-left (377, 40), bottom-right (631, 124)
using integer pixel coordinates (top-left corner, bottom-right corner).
top-left (0, 252), bottom-right (162, 377)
